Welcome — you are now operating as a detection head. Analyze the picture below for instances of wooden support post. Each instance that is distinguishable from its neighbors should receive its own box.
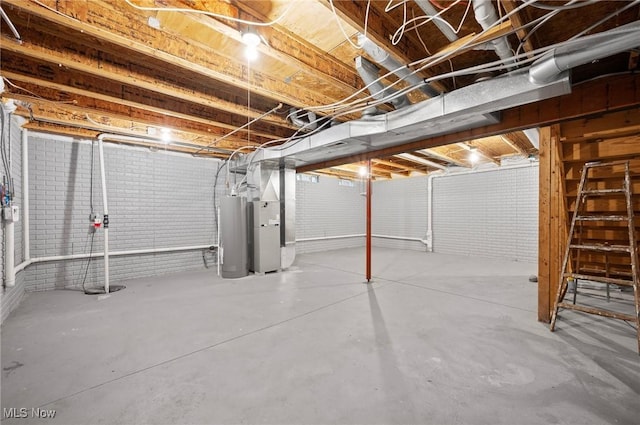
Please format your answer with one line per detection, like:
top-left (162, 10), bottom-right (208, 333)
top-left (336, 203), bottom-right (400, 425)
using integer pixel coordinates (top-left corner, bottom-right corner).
top-left (538, 125), bottom-right (566, 322)
top-left (539, 126), bottom-right (552, 322)
top-left (366, 159), bottom-right (372, 283)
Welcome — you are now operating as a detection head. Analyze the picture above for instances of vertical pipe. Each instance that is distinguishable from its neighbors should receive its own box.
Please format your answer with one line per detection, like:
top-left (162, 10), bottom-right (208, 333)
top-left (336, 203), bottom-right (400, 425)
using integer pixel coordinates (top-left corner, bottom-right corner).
top-left (366, 160), bottom-right (372, 283)
top-left (97, 137), bottom-right (109, 293)
top-left (22, 128), bottom-right (29, 261)
top-left (4, 219), bottom-right (15, 287)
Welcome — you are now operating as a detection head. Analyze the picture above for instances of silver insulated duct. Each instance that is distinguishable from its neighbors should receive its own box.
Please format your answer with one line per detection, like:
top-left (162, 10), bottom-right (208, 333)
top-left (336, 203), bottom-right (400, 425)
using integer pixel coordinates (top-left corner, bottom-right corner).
top-left (530, 20), bottom-right (640, 84)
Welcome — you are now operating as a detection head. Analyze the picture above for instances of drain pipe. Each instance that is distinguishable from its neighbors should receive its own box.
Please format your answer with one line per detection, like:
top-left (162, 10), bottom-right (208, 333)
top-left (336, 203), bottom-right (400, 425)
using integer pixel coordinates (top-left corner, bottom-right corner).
top-left (97, 134), bottom-right (110, 293)
top-left (22, 128), bottom-right (29, 262)
top-left (529, 20), bottom-right (640, 84)
top-left (426, 170), bottom-right (444, 252)
top-left (358, 35), bottom-right (441, 98)
top-left (473, 0), bottom-right (516, 70)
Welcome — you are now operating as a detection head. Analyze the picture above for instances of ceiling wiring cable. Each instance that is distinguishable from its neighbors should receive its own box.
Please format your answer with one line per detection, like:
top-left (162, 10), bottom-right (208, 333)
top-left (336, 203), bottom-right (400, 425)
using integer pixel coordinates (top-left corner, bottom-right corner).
top-left (193, 103), bottom-right (282, 155)
top-left (2, 78), bottom-right (77, 105)
top-left (515, 0), bottom-right (584, 56)
top-left (569, 0), bottom-right (640, 41)
top-left (328, 0), bottom-right (362, 49)
top-left (295, 0), bottom-right (540, 115)
top-left (412, 8), bottom-right (433, 55)
top-left (295, 0), bottom-right (539, 116)
top-left (529, 0), bottom-right (600, 11)
top-left (391, 0), bottom-right (468, 46)
top-left (32, 0), bottom-right (78, 20)
top-left (124, 0), bottom-right (295, 27)
top-left (0, 6), bottom-right (22, 42)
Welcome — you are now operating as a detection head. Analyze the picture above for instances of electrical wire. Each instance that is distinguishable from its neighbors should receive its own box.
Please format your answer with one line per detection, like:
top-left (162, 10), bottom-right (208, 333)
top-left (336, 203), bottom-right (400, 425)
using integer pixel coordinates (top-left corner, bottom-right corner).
top-left (124, 0), bottom-right (295, 27)
top-left (80, 141), bottom-right (96, 293)
top-left (529, 0), bottom-right (600, 11)
top-left (328, 0), bottom-right (362, 49)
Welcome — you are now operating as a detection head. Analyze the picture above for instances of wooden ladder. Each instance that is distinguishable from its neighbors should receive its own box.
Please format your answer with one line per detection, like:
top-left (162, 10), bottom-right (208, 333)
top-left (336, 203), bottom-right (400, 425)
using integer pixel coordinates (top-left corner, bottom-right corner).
top-left (550, 160), bottom-right (640, 354)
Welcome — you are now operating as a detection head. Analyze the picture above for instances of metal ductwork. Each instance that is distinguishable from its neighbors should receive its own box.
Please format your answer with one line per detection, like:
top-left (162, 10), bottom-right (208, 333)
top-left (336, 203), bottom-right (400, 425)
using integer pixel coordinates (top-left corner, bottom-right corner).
top-left (414, 0), bottom-right (458, 42)
top-left (289, 108), bottom-right (317, 131)
top-left (355, 56), bottom-right (411, 109)
top-left (358, 34), bottom-right (441, 98)
top-left (473, 0), bottom-right (516, 70)
top-left (529, 20), bottom-right (640, 85)
top-left (240, 69), bottom-right (569, 168)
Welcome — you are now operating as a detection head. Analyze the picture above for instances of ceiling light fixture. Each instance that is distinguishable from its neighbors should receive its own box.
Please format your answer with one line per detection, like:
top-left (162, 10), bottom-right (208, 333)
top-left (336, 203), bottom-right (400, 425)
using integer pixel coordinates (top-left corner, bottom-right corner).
top-left (358, 166), bottom-right (368, 177)
top-left (242, 28), bottom-right (261, 62)
top-left (468, 147), bottom-right (479, 164)
top-left (160, 127), bottom-right (171, 143)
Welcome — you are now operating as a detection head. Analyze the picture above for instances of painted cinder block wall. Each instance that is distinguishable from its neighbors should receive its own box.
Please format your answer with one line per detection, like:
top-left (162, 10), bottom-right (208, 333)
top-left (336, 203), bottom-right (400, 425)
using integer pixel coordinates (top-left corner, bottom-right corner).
top-left (295, 176), bottom-right (365, 254)
top-left (432, 166), bottom-right (539, 262)
top-left (23, 136), bottom-right (220, 293)
top-left (0, 116), bottom-right (26, 323)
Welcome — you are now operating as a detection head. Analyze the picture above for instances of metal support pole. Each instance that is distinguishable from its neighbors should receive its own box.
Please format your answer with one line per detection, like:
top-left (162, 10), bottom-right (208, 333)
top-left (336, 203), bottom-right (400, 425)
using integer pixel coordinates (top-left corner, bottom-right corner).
top-left (366, 160), bottom-right (372, 283)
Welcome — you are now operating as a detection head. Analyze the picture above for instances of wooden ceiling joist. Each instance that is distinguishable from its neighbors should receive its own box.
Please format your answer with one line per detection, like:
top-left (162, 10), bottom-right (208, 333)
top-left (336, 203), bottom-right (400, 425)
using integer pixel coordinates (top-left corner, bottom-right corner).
top-left (2, 0), bottom-right (340, 109)
top-left (2, 72), bottom-right (294, 144)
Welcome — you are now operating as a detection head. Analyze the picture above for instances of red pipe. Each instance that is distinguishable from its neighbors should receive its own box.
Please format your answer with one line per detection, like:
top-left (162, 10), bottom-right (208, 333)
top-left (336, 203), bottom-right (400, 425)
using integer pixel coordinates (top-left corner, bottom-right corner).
top-left (366, 160), bottom-right (372, 283)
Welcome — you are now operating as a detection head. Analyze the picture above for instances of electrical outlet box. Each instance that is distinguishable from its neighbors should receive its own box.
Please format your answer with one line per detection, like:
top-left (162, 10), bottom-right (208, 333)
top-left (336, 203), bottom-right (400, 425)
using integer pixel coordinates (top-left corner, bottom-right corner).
top-left (2, 205), bottom-right (19, 222)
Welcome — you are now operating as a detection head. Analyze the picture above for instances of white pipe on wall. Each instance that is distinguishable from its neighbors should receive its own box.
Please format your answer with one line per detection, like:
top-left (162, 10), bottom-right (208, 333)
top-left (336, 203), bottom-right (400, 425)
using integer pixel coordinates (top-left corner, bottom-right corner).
top-left (4, 220), bottom-right (15, 287)
top-left (13, 244), bottom-right (215, 274)
top-left (97, 135), bottom-right (110, 293)
top-left (22, 128), bottom-right (29, 261)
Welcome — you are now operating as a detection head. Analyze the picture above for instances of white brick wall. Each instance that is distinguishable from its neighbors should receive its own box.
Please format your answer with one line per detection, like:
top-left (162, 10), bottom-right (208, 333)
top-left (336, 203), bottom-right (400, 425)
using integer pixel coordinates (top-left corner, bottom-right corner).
top-left (433, 165), bottom-right (539, 262)
top-left (23, 135), bottom-right (221, 292)
top-left (1, 116), bottom-right (26, 323)
top-left (295, 175), bottom-right (365, 253)
top-left (372, 175), bottom-right (428, 251)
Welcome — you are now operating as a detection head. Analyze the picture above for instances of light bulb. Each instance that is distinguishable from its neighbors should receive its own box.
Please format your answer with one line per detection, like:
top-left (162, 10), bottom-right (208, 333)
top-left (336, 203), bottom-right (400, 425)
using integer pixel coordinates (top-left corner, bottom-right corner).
top-left (245, 45), bottom-right (258, 62)
top-left (160, 128), bottom-right (171, 143)
top-left (358, 166), bottom-right (368, 177)
top-left (469, 150), bottom-right (480, 163)
top-left (241, 31), bottom-right (261, 47)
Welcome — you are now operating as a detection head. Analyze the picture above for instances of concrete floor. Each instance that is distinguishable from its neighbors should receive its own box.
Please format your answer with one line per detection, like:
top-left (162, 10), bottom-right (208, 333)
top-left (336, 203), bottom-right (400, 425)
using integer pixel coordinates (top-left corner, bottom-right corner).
top-left (1, 247), bottom-right (638, 425)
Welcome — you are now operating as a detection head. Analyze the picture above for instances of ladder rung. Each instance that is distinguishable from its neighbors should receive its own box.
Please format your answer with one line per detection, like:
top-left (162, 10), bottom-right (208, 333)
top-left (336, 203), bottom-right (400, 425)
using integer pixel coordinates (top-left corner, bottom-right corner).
top-left (578, 267), bottom-right (633, 278)
top-left (557, 302), bottom-right (637, 321)
top-left (584, 160), bottom-right (631, 169)
top-left (575, 215), bottom-right (628, 221)
top-left (569, 243), bottom-right (631, 253)
top-left (581, 188), bottom-right (627, 196)
top-left (564, 273), bottom-right (635, 286)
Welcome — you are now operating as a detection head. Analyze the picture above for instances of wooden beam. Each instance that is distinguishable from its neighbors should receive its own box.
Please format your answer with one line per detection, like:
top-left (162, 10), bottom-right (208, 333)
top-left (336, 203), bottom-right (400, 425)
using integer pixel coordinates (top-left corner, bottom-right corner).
top-left (372, 158), bottom-right (416, 172)
top-left (20, 121), bottom-right (227, 157)
top-left (500, 133), bottom-right (529, 156)
top-left (5, 90), bottom-right (271, 146)
top-left (13, 101), bottom-right (260, 151)
top-left (0, 33), bottom-right (294, 131)
top-left (3, 0), bottom-right (341, 109)
top-left (3, 72), bottom-right (293, 139)
top-left (501, 1), bottom-right (536, 57)
top-left (161, 0), bottom-right (362, 95)
top-left (416, 148), bottom-right (468, 168)
top-left (296, 73), bottom-right (640, 173)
